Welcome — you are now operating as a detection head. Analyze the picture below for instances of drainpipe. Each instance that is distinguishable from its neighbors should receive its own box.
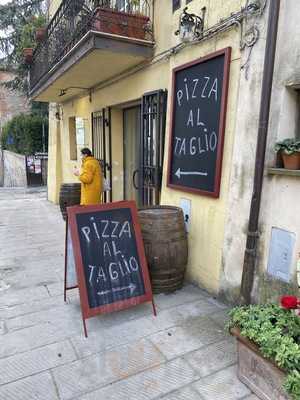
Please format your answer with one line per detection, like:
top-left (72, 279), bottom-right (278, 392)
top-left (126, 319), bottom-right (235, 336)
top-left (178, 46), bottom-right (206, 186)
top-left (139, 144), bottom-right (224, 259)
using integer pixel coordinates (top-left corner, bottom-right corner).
top-left (240, 0), bottom-right (281, 304)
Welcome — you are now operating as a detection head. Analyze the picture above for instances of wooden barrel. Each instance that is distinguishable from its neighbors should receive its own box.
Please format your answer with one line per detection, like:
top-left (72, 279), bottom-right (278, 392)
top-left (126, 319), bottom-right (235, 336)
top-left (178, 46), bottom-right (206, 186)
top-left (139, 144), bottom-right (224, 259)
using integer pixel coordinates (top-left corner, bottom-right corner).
top-left (138, 206), bottom-right (188, 294)
top-left (59, 183), bottom-right (81, 220)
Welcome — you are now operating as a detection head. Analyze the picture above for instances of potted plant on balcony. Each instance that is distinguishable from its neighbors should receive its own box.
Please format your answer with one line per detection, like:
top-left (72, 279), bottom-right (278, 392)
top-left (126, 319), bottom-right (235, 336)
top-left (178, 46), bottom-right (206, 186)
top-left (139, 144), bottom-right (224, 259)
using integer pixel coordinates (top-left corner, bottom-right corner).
top-left (23, 48), bottom-right (34, 64)
top-left (35, 27), bottom-right (47, 42)
top-left (275, 138), bottom-right (300, 170)
top-left (228, 299), bottom-right (300, 400)
top-left (93, 1), bottom-right (150, 41)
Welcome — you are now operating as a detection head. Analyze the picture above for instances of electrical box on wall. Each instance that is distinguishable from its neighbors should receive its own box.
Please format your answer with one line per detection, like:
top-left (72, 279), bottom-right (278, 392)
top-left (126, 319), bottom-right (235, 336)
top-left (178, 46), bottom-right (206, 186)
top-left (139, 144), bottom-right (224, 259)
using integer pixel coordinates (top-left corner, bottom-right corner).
top-left (180, 198), bottom-right (191, 233)
top-left (267, 227), bottom-right (296, 283)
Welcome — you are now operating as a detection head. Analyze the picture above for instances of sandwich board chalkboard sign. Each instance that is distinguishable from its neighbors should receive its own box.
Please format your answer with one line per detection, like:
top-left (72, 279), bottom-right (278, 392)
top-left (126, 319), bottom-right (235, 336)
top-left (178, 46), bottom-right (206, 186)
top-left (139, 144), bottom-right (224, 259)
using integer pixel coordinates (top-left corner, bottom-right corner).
top-left (67, 201), bottom-right (155, 337)
top-left (167, 48), bottom-right (231, 197)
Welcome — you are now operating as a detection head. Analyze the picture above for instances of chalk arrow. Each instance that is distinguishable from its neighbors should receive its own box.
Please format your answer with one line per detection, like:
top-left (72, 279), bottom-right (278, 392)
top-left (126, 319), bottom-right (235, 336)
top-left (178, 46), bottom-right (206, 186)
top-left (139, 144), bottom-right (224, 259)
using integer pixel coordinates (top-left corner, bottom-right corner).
top-left (112, 283), bottom-right (136, 295)
top-left (97, 290), bottom-right (111, 296)
top-left (175, 168), bottom-right (208, 179)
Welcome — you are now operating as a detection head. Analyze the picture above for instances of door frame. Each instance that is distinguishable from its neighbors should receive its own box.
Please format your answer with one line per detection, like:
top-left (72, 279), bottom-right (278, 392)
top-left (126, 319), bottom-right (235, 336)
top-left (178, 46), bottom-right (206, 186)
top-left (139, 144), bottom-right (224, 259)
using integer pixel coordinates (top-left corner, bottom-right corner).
top-left (122, 103), bottom-right (141, 202)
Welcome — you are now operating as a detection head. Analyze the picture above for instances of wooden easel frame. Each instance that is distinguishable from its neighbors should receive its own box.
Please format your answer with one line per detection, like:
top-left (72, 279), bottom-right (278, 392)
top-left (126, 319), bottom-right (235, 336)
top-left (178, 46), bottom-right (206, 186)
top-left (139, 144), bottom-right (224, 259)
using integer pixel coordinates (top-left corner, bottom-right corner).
top-left (66, 201), bottom-right (156, 337)
top-left (64, 215), bottom-right (78, 302)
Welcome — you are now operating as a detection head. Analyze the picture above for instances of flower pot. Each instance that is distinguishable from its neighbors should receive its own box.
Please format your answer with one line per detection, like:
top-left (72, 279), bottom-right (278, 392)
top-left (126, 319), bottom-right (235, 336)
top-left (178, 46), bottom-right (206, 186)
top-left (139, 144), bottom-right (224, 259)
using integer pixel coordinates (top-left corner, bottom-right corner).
top-left (282, 152), bottom-right (300, 170)
top-left (93, 7), bottom-right (150, 40)
top-left (231, 328), bottom-right (291, 400)
top-left (36, 27), bottom-right (47, 42)
top-left (23, 48), bottom-right (33, 64)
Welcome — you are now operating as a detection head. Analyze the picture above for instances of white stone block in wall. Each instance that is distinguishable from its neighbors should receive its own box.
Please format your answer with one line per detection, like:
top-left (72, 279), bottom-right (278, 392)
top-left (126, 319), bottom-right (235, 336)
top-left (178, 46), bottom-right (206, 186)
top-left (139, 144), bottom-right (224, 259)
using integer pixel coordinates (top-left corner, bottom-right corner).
top-left (3, 150), bottom-right (27, 187)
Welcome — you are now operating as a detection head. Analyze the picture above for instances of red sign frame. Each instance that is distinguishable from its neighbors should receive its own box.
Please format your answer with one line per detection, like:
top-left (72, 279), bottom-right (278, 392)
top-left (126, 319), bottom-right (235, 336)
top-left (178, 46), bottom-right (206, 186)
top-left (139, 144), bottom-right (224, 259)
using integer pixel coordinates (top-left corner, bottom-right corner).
top-left (67, 201), bottom-right (155, 337)
top-left (167, 47), bottom-right (231, 198)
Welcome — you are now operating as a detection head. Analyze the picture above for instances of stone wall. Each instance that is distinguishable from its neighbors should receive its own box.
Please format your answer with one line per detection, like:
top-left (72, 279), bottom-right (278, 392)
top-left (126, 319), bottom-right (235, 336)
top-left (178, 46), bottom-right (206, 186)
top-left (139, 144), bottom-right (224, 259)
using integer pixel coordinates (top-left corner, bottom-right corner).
top-left (2, 150), bottom-right (27, 187)
top-left (0, 71), bottom-right (30, 136)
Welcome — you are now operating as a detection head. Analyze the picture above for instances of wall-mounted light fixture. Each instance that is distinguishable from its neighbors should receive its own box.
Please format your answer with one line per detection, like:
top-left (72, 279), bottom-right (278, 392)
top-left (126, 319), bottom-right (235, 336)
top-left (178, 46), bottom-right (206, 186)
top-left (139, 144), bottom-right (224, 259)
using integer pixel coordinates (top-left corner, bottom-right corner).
top-left (58, 86), bottom-right (92, 102)
top-left (245, 0), bottom-right (261, 13)
top-left (59, 89), bottom-right (67, 97)
top-left (175, 7), bottom-right (206, 42)
top-left (54, 104), bottom-right (62, 121)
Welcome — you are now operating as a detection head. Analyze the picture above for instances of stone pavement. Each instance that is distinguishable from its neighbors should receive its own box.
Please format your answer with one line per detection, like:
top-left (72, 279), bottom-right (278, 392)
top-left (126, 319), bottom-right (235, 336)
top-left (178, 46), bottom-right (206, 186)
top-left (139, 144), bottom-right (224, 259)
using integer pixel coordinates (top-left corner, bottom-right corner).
top-left (0, 188), bottom-right (259, 400)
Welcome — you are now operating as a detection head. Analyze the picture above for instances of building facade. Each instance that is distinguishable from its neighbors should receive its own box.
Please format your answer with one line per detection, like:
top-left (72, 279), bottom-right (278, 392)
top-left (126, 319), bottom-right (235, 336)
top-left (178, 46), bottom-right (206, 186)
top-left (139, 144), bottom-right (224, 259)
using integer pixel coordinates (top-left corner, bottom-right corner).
top-left (29, 0), bottom-right (300, 303)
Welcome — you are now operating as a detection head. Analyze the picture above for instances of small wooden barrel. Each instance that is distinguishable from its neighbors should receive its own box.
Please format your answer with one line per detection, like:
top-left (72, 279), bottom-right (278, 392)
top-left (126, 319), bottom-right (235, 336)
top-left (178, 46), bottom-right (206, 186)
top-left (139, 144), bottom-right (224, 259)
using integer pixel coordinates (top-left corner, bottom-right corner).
top-left (59, 183), bottom-right (81, 220)
top-left (138, 206), bottom-right (188, 294)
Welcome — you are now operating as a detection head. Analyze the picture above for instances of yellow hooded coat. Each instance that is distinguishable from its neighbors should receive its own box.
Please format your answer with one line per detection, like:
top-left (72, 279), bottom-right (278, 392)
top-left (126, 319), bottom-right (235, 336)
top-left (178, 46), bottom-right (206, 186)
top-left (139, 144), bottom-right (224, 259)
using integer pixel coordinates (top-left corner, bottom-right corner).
top-left (79, 156), bottom-right (103, 205)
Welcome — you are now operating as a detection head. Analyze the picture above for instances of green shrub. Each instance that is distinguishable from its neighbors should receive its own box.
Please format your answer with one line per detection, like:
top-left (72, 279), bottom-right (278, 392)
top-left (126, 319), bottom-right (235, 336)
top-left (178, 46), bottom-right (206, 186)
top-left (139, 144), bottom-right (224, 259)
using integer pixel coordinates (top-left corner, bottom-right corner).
top-left (227, 304), bottom-right (300, 399)
top-left (1, 113), bottom-right (48, 155)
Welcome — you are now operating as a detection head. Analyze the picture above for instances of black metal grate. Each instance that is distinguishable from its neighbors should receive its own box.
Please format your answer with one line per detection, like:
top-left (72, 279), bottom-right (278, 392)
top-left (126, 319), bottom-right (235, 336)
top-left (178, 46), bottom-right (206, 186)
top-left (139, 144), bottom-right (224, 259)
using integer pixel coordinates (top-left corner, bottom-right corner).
top-left (92, 108), bottom-right (112, 202)
top-left (139, 89), bottom-right (168, 206)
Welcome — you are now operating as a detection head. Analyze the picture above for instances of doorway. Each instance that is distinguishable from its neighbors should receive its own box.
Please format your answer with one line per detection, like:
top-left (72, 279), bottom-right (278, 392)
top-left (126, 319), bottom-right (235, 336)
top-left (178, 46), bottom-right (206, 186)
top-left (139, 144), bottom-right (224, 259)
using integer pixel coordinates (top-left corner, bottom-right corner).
top-left (123, 90), bottom-right (168, 207)
top-left (123, 106), bottom-right (141, 203)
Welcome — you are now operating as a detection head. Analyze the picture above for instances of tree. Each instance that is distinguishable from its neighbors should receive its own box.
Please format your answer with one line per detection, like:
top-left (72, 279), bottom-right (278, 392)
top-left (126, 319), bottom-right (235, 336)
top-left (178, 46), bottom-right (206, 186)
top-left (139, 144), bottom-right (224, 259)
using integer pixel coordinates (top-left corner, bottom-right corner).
top-left (0, 0), bottom-right (46, 92)
top-left (0, 113), bottom-right (48, 155)
top-left (0, 0), bottom-right (49, 155)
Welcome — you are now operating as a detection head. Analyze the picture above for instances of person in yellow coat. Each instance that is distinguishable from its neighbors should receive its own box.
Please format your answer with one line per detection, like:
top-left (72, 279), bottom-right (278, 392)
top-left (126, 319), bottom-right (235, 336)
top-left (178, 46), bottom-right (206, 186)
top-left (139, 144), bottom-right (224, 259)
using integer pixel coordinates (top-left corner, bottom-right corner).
top-left (74, 148), bottom-right (103, 205)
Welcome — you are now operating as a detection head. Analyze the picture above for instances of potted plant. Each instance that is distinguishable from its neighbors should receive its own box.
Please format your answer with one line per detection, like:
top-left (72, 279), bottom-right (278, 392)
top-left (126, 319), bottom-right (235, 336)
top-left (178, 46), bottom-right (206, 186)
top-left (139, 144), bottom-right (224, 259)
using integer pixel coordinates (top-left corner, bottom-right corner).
top-left (23, 48), bottom-right (34, 64)
top-left (35, 27), bottom-right (47, 42)
top-left (228, 298), bottom-right (300, 400)
top-left (275, 138), bottom-right (300, 170)
top-left (92, 1), bottom-right (150, 40)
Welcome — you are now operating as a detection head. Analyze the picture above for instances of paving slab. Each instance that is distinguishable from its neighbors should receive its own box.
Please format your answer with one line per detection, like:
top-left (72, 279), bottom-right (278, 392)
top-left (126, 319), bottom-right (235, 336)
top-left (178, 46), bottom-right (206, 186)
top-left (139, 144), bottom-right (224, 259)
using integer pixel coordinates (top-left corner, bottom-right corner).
top-left (52, 338), bottom-right (165, 400)
top-left (0, 320), bottom-right (6, 335)
top-left (209, 309), bottom-right (231, 329)
top-left (0, 340), bottom-right (76, 385)
top-left (193, 365), bottom-right (251, 400)
top-left (185, 339), bottom-right (237, 377)
top-left (78, 358), bottom-right (199, 400)
top-left (5, 301), bottom-right (89, 332)
top-left (149, 325), bottom-right (205, 360)
top-left (71, 315), bottom-right (159, 358)
top-left (153, 286), bottom-right (207, 310)
top-left (160, 385), bottom-right (204, 400)
top-left (0, 285), bottom-right (50, 307)
top-left (176, 298), bottom-right (225, 320)
top-left (0, 372), bottom-right (59, 400)
top-left (0, 294), bottom-right (66, 320)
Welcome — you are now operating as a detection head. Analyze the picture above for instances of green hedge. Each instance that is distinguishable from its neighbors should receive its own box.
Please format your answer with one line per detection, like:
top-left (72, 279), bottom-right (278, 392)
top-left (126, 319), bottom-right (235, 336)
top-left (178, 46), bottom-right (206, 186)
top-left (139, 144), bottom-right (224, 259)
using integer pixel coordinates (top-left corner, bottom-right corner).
top-left (1, 113), bottom-right (48, 155)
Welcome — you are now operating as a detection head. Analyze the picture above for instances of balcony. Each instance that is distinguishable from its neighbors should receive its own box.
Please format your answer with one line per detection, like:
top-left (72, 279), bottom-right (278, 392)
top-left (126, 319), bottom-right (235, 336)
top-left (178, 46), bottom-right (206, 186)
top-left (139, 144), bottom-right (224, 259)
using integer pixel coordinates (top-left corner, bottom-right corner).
top-left (29, 0), bottom-right (154, 102)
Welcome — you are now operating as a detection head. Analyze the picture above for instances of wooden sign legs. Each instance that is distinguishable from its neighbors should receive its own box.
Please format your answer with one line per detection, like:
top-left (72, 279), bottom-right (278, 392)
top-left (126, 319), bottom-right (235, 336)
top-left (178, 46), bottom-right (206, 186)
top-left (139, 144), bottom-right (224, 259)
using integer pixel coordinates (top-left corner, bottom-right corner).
top-left (64, 216), bottom-right (78, 302)
top-left (64, 216), bottom-right (88, 336)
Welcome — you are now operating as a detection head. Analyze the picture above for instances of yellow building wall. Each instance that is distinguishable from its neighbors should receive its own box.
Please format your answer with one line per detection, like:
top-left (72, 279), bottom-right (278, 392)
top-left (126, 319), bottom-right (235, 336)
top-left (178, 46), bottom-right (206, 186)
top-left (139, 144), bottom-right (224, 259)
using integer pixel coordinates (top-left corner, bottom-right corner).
top-left (47, 0), bottom-right (243, 295)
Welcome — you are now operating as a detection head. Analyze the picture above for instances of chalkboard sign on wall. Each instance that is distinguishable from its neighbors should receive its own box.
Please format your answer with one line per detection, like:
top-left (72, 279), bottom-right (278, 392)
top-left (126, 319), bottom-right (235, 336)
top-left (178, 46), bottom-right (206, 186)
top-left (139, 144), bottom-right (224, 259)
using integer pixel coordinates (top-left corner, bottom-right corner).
top-left (67, 201), bottom-right (154, 336)
top-left (167, 48), bottom-right (231, 197)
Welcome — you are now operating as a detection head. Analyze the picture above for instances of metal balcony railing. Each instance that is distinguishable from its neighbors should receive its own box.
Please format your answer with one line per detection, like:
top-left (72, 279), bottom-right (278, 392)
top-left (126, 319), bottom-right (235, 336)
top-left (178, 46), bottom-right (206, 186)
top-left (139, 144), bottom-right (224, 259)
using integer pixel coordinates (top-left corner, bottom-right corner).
top-left (30, 0), bottom-right (153, 91)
